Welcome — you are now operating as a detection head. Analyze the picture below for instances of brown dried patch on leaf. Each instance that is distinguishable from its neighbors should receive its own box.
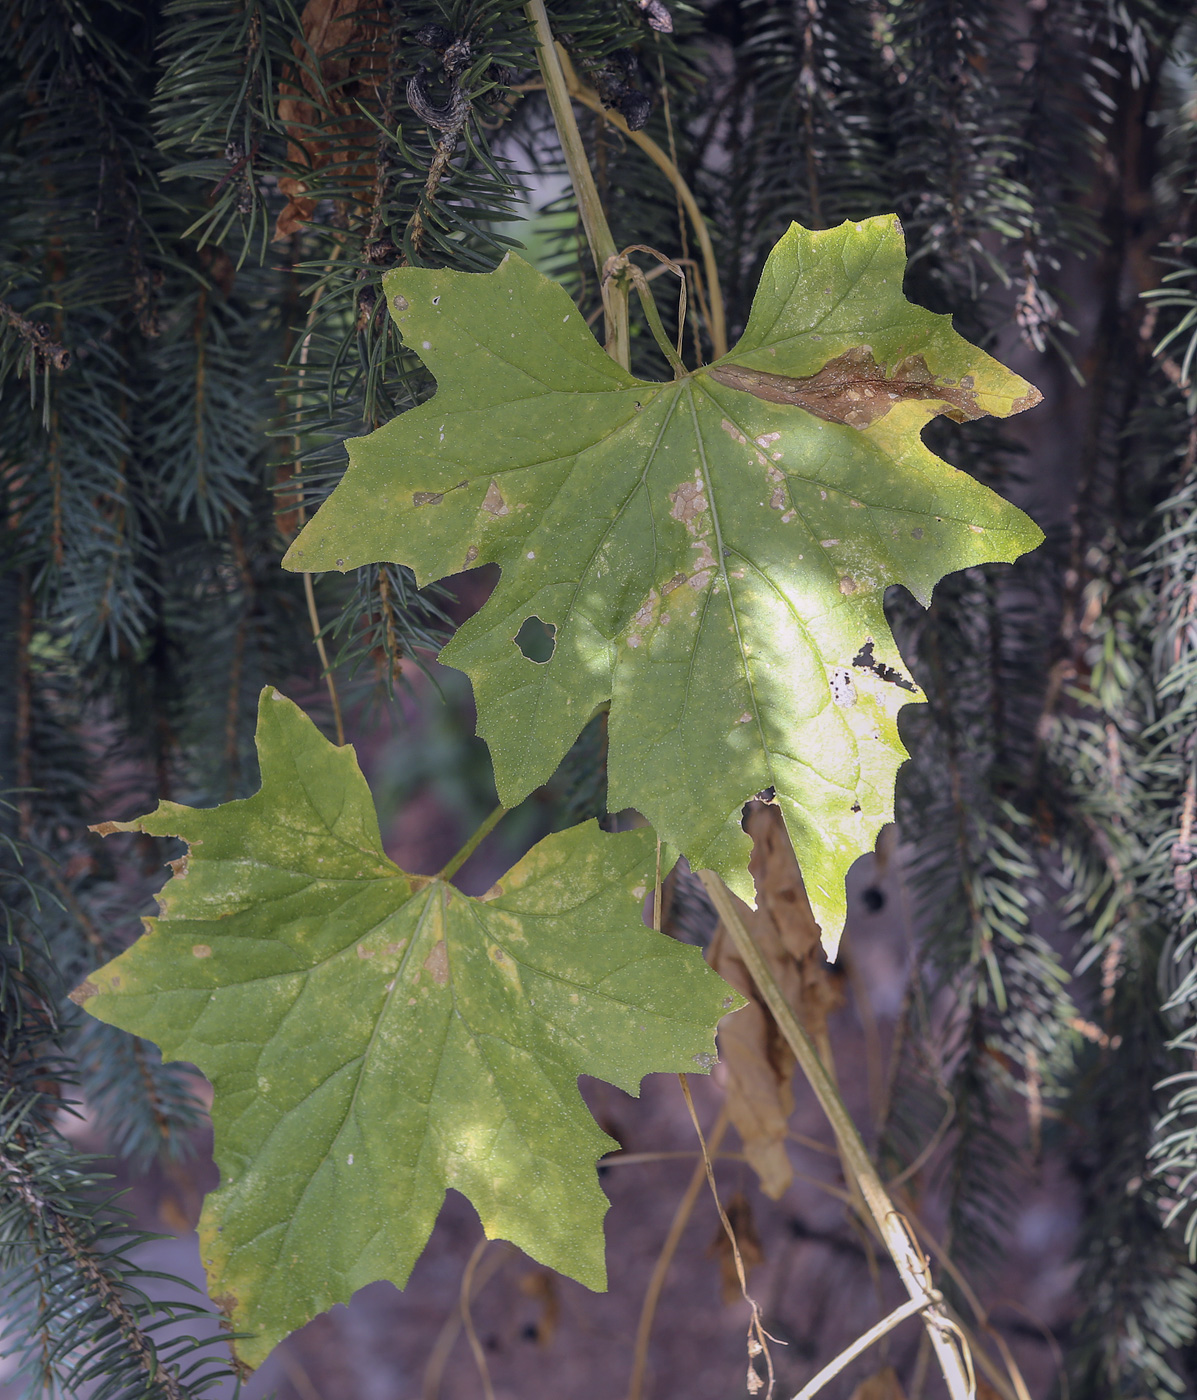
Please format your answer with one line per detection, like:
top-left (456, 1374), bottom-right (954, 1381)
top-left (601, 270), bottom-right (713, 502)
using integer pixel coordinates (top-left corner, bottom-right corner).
top-left (848, 1367), bottom-right (907, 1400)
top-left (423, 939), bottom-right (449, 985)
top-left (482, 480), bottom-right (510, 517)
top-left (709, 347), bottom-right (990, 429)
top-left (274, 0), bottom-right (386, 240)
top-left (705, 802), bottom-right (844, 1198)
top-left (669, 478), bottom-right (708, 529)
top-left (706, 1190), bottom-right (764, 1304)
top-left (68, 979), bottom-right (98, 1006)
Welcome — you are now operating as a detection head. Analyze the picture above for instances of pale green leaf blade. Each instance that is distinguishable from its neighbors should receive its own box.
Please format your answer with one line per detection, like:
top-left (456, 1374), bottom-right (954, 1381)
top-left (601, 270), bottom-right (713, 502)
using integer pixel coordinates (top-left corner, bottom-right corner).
top-left (77, 689), bottom-right (734, 1368)
top-left (282, 216), bottom-right (1044, 953)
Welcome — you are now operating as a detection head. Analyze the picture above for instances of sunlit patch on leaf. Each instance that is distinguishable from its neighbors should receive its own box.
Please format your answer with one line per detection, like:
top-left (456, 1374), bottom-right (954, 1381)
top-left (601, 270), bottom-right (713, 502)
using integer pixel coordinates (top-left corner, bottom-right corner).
top-left (283, 215), bottom-right (1044, 954)
top-left (78, 690), bottom-right (736, 1369)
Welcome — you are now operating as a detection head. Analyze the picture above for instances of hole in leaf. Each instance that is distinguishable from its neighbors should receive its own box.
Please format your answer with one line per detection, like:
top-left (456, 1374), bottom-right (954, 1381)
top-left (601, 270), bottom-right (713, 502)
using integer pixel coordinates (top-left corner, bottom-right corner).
top-left (514, 616), bottom-right (556, 663)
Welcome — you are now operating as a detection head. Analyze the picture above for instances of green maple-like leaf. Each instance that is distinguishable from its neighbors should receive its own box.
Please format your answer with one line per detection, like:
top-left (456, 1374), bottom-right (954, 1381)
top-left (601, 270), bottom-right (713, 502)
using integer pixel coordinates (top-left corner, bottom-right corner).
top-left (76, 690), bottom-right (734, 1368)
top-left (283, 215), bottom-right (1044, 953)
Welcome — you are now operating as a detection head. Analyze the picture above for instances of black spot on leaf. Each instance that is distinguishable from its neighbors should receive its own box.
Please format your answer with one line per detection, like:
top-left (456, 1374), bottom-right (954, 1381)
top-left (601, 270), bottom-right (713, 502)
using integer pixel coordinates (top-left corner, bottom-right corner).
top-left (852, 640), bottom-right (917, 692)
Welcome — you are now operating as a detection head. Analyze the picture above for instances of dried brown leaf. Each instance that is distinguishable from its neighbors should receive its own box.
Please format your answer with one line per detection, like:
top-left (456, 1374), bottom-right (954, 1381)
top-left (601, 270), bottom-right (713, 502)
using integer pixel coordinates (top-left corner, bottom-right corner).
top-left (705, 802), bottom-right (845, 1197)
top-left (274, 0), bottom-right (386, 239)
top-left (847, 1366), bottom-right (906, 1400)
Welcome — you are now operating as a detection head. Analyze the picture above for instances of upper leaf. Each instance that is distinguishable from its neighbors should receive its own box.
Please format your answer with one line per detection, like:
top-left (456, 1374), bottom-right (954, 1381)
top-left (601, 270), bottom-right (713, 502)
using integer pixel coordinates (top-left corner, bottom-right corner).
top-left (283, 216), bottom-right (1044, 952)
top-left (75, 690), bottom-right (734, 1368)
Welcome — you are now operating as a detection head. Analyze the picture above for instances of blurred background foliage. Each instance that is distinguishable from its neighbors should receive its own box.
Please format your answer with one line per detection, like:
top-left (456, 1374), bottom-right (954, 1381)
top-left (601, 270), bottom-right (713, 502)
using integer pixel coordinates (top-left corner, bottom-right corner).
top-left (5, 0), bottom-right (1197, 1395)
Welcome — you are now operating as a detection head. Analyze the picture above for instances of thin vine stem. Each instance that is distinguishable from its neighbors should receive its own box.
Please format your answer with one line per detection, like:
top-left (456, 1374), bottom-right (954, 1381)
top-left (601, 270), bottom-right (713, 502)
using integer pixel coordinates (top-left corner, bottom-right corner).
top-left (524, 0), bottom-right (629, 367)
top-left (555, 50), bottom-right (727, 359)
top-left (437, 804), bottom-right (507, 882)
top-left (626, 1106), bottom-right (731, 1400)
top-left (460, 1237), bottom-right (497, 1400)
top-left (679, 1074), bottom-right (778, 1397)
top-left (697, 871), bottom-right (975, 1400)
top-left (291, 247), bottom-right (346, 745)
top-left (790, 1296), bottom-right (930, 1400)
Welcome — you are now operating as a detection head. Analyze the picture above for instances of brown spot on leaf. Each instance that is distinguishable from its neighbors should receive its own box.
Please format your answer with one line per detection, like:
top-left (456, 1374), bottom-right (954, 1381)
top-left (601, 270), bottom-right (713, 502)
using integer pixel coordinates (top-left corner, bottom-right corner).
top-left (193, 944), bottom-right (213, 959)
top-left (632, 592), bottom-right (658, 631)
top-left (481, 481), bottom-right (509, 516)
top-left (838, 575), bottom-right (857, 595)
top-left (479, 883), bottom-right (503, 902)
top-left (663, 571), bottom-right (688, 594)
top-left (413, 491), bottom-right (443, 507)
top-left (688, 537), bottom-right (718, 589)
top-left (356, 944), bottom-right (374, 959)
top-left (464, 545), bottom-right (479, 565)
top-left (169, 855), bottom-right (190, 878)
top-left (1011, 386), bottom-right (1044, 414)
top-left (669, 480), bottom-right (707, 527)
top-left (423, 940), bottom-right (449, 984)
top-left (709, 347), bottom-right (988, 429)
top-left (68, 979), bottom-right (98, 1006)
top-left (212, 1292), bottom-right (239, 1320)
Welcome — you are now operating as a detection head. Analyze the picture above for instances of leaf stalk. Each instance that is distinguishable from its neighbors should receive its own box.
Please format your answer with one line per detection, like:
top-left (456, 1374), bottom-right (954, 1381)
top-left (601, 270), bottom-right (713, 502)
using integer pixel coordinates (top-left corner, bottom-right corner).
top-left (438, 804), bottom-right (507, 882)
top-left (604, 249), bottom-right (686, 377)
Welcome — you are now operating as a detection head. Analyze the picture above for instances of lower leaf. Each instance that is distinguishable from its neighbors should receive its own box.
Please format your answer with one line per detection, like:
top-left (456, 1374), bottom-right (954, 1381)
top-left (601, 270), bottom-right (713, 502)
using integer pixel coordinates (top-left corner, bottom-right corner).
top-left (73, 688), bottom-right (739, 1368)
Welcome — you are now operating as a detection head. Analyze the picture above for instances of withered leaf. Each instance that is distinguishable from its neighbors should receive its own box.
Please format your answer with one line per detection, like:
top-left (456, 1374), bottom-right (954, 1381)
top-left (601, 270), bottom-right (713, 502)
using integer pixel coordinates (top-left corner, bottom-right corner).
top-left (847, 1367), bottom-right (907, 1400)
top-left (274, 0), bottom-right (386, 240)
top-left (707, 802), bottom-right (844, 1198)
